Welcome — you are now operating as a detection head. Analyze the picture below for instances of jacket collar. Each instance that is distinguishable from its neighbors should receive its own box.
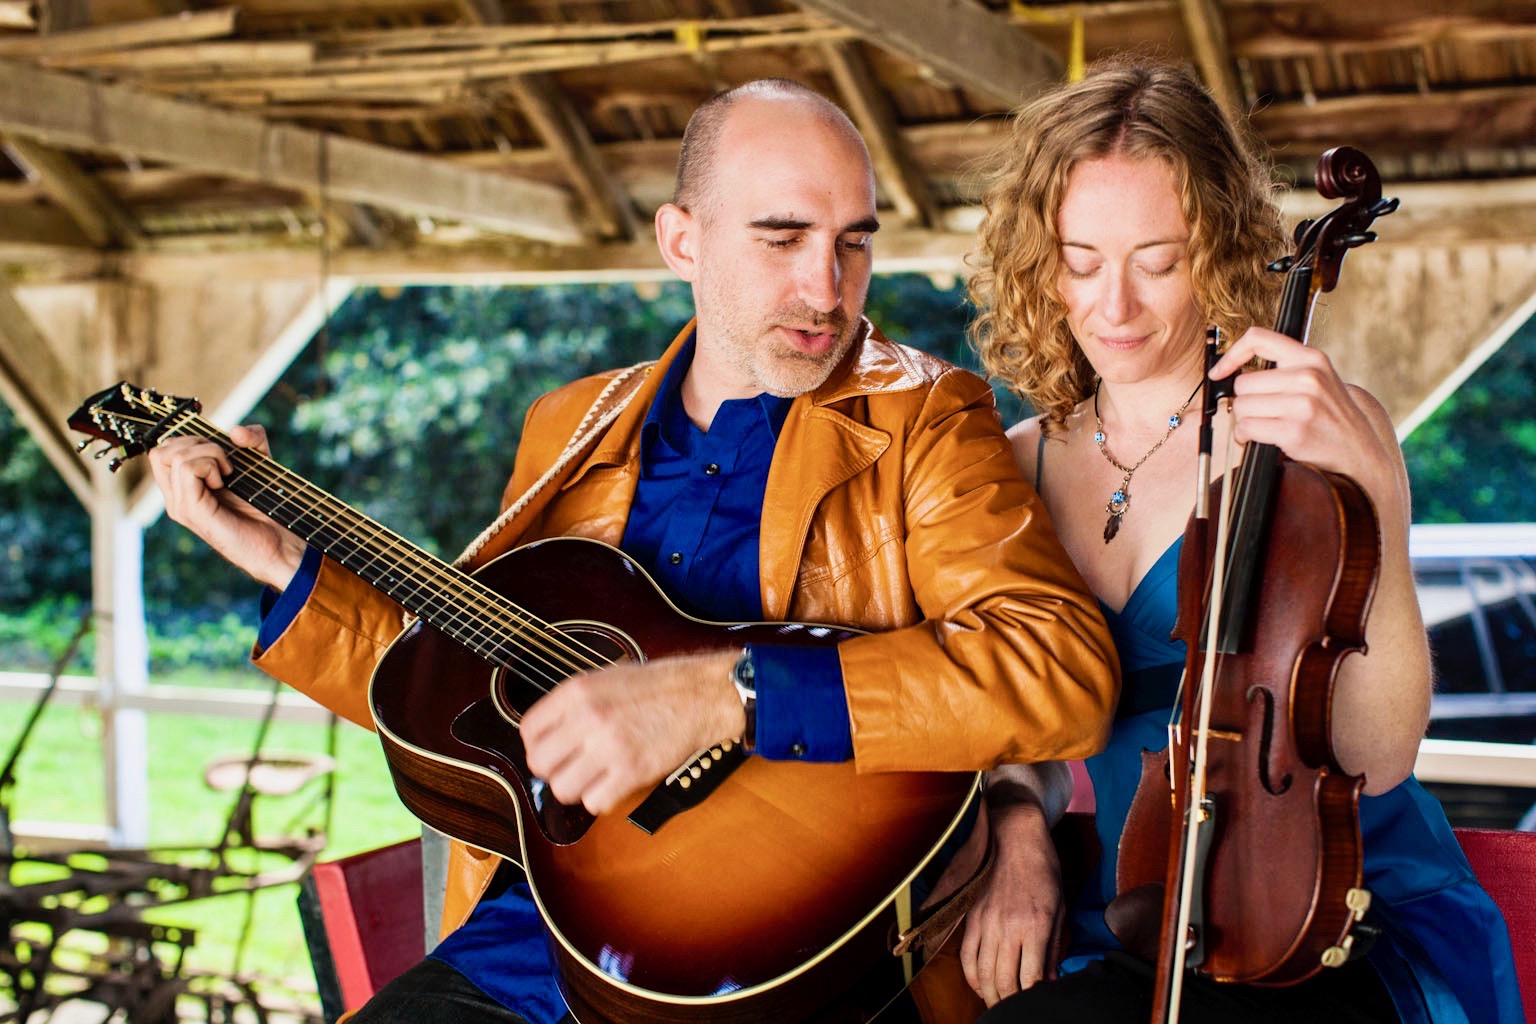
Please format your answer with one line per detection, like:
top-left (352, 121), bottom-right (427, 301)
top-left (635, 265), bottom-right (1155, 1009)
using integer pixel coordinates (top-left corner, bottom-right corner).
top-left (562, 316), bottom-right (919, 619)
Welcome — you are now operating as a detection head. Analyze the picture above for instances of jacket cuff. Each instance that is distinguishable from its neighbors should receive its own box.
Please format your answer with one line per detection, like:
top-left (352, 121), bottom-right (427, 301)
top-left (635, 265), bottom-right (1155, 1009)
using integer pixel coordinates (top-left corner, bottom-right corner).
top-left (255, 545), bottom-right (323, 652)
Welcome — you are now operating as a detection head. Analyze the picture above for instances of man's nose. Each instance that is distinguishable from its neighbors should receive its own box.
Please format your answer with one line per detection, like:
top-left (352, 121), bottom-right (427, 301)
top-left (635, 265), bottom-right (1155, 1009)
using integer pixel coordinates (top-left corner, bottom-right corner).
top-left (798, 244), bottom-right (842, 314)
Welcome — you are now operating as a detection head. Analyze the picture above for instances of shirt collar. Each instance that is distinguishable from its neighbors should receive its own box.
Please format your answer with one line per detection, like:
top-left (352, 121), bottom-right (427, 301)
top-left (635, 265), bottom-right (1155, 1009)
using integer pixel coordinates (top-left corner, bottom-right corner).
top-left (640, 332), bottom-right (794, 464)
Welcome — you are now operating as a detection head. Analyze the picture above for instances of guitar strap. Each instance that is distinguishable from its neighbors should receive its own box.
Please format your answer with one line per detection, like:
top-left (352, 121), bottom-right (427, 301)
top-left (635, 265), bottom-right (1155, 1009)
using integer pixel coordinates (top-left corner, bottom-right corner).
top-left (451, 361), bottom-right (654, 571)
top-left (891, 823), bottom-right (997, 959)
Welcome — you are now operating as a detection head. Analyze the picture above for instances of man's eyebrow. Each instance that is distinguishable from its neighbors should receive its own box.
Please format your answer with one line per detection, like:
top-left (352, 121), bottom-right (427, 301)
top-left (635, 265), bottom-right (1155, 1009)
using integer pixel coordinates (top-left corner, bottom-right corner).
top-left (748, 215), bottom-right (882, 233)
top-left (750, 216), bottom-right (812, 231)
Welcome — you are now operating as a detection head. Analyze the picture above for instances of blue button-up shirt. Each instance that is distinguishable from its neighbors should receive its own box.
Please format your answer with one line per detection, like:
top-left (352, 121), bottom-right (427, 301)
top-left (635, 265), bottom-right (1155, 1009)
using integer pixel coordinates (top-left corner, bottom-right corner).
top-left (257, 337), bottom-right (853, 1019)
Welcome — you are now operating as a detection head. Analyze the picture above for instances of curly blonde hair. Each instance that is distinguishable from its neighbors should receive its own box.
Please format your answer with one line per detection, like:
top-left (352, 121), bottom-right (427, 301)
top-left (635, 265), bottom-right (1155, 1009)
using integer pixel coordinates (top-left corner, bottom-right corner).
top-left (968, 58), bottom-right (1286, 431)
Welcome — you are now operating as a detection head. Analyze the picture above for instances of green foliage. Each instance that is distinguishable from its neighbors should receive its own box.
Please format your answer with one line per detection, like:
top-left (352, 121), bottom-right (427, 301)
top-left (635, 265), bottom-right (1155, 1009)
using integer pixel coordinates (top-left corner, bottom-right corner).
top-left (0, 411), bottom-right (91, 606)
top-left (0, 596), bottom-right (92, 670)
top-left (1402, 314), bottom-right (1536, 522)
top-left (6, 274), bottom-right (1533, 654)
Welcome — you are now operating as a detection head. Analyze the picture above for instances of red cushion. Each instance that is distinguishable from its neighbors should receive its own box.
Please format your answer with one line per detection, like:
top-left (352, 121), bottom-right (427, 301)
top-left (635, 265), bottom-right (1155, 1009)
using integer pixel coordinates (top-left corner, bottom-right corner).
top-left (309, 838), bottom-right (425, 1010)
top-left (1455, 826), bottom-right (1536, 1021)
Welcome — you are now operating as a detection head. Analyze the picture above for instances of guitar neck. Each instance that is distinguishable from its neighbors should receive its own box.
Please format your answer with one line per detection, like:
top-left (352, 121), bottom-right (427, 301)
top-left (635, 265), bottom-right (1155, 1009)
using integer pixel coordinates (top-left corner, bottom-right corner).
top-left (175, 415), bottom-right (522, 667)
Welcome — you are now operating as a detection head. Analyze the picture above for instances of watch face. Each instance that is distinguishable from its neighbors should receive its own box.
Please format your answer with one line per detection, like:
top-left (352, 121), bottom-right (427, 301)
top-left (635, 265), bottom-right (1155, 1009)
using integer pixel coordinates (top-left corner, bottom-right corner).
top-left (732, 650), bottom-right (755, 692)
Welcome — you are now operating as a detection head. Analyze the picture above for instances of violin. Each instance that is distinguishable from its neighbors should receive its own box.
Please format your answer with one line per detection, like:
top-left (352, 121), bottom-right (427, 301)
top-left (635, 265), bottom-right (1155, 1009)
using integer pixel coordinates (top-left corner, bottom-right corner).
top-left (1106, 146), bottom-right (1400, 1022)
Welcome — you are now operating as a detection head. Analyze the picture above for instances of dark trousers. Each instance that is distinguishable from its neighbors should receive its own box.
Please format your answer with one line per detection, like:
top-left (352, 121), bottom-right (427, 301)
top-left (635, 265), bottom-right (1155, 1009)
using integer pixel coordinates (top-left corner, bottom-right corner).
top-left (977, 952), bottom-right (1399, 1024)
top-left (347, 957), bottom-right (574, 1024)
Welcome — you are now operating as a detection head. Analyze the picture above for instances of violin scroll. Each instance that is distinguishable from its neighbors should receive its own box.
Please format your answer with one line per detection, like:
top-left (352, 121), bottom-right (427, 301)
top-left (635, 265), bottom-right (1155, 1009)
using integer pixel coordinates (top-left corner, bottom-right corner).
top-left (1303, 147), bottom-right (1399, 292)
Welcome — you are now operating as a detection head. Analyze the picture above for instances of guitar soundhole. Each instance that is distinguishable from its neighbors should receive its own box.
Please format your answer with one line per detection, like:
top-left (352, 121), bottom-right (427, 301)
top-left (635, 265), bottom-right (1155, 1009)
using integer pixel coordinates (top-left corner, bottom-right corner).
top-left (492, 622), bottom-right (638, 722)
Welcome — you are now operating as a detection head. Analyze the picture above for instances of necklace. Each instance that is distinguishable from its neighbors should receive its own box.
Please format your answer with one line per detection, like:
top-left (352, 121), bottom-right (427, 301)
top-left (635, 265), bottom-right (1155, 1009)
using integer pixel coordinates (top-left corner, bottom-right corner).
top-left (1093, 378), bottom-right (1202, 543)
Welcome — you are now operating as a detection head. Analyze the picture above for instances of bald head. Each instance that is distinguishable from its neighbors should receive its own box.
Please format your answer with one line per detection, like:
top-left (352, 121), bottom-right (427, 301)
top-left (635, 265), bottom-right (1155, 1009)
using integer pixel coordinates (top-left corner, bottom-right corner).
top-left (673, 79), bottom-right (869, 219)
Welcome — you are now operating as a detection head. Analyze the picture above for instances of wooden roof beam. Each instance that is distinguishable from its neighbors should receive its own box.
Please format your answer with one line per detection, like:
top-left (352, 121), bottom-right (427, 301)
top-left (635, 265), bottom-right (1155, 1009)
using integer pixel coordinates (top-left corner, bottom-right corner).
top-left (508, 73), bottom-right (641, 242)
top-left (453, 0), bottom-right (505, 26)
top-left (822, 40), bottom-right (939, 229)
top-left (1252, 84), bottom-right (1536, 153)
top-left (0, 281), bottom-right (90, 503)
top-left (0, 201), bottom-right (91, 248)
top-left (37, 0), bottom-right (85, 34)
top-left (1, 133), bottom-right (141, 247)
top-left (793, 0), bottom-right (1061, 110)
top-left (0, 2), bottom-right (36, 30)
top-left (1, 6), bottom-right (235, 56)
top-left (1179, 0), bottom-right (1244, 117)
top-left (0, 60), bottom-right (584, 242)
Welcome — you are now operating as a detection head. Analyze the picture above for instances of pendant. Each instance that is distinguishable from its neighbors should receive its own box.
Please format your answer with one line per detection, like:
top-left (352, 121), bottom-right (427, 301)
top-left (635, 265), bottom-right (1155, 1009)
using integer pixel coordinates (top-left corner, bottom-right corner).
top-left (1103, 487), bottom-right (1129, 544)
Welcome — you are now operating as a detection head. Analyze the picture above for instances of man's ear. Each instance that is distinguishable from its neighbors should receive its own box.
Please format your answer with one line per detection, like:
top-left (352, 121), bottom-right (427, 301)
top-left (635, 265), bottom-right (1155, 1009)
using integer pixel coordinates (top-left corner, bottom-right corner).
top-left (655, 203), bottom-right (699, 282)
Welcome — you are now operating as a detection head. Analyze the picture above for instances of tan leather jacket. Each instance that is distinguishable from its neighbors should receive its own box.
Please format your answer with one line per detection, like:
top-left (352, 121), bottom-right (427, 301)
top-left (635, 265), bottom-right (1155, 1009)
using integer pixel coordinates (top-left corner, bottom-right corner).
top-left (254, 320), bottom-right (1118, 939)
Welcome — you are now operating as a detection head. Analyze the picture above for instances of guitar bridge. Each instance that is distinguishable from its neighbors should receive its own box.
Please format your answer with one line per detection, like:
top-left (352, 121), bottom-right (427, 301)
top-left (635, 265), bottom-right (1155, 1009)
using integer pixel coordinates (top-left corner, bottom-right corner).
top-left (627, 740), bottom-right (746, 834)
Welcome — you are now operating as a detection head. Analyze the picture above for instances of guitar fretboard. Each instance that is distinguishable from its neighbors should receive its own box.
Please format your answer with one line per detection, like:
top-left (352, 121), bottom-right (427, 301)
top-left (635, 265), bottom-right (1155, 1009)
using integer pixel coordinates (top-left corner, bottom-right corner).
top-left (171, 412), bottom-right (565, 674)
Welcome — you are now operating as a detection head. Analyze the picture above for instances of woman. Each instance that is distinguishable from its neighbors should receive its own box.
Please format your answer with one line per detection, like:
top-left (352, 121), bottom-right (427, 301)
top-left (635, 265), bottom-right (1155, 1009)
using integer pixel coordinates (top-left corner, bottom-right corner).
top-left (958, 59), bottom-right (1522, 1023)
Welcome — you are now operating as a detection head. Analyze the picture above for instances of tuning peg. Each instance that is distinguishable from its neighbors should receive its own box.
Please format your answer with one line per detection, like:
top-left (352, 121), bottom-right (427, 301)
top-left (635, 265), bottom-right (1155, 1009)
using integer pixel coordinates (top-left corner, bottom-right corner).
top-left (1344, 231), bottom-right (1377, 248)
top-left (75, 439), bottom-right (92, 452)
top-left (1266, 255), bottom-right (1296, 273)
top-left (1372, 198), bottom-right (1400, 216)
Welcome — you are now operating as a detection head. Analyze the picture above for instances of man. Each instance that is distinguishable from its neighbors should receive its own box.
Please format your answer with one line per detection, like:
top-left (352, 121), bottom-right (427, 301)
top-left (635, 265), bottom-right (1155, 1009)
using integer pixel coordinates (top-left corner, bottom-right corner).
top-left (148, 79), bottom-right (1118, 1023)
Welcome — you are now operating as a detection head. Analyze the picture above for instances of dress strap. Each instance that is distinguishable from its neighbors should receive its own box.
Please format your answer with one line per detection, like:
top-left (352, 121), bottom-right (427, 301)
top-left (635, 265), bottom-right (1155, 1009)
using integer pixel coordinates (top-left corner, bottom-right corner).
top-left (1034, 415), bottom-right (1049, 493)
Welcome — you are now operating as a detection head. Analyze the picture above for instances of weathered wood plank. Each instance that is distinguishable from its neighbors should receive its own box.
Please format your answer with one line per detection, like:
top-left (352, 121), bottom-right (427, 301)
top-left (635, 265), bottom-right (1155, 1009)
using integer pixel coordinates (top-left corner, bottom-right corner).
top-left (0, 1), bottom-right (35, 30)
top-left (1, 134), bottom-right (140, 247)
top-left (0, 281), bottom-right (90, 501)
top-left (0, 6), bottom-right (234, 56)
top-left (822, 40), bottom-right (939, 228)
top-left (508, 72), bottom-right (640, 241)
top-left (794, 0), bottom-right (1061, 109)
top-left (1179, 0), bottom-right (1243, 116)
top-left (0, 60), bottom-right (584, 242)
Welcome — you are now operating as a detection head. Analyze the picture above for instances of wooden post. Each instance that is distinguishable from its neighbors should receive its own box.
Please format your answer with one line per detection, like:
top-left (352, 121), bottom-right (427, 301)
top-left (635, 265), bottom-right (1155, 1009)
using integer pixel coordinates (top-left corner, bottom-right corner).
top-left (90, 280), bottom-right (152, 848)
top-left (90, 463), bottom-right (151, 848)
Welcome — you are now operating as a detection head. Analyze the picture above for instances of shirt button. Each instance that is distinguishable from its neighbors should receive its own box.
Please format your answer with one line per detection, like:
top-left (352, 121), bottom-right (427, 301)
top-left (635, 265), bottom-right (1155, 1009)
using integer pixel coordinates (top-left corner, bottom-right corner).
top-left (704, 463), bottom-right (721, 475)
top-left (668, 552), bottom-right (683, 565)
top-left (790, 742), bottom-right (807, 757)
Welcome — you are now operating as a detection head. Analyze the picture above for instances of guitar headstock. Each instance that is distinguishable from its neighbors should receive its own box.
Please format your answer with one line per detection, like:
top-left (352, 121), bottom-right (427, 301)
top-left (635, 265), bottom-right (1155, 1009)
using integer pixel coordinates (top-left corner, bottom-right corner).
top-left (68, 382), bottom-right (202, 472)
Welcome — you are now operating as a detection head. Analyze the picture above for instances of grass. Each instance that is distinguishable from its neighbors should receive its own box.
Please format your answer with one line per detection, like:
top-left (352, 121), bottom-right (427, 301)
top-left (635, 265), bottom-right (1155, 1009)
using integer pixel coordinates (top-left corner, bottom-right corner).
top-left (0, 662), bottom-right (420, 1013)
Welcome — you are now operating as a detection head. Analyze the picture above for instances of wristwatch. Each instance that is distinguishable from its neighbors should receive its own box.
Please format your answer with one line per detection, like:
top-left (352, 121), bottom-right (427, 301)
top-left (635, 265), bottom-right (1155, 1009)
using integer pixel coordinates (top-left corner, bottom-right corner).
top-left (730, 646), bottom-right (757, 753)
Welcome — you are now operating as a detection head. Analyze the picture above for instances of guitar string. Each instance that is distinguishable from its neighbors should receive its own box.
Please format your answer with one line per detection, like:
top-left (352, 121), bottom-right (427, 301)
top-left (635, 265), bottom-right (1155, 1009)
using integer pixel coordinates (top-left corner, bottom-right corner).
top-left (214, 431), bottom-right (606, 682)
top-left (139, 406), bottom-right (612, 692)
top-left (214, 429), bottom-right (607, 690)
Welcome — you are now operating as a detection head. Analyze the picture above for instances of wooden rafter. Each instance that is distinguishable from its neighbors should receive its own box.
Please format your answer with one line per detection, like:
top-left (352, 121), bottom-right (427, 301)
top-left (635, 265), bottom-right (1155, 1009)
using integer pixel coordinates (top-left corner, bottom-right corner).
top-left (793, 0), bottom-right (1061, 109)
top-left (0, 281), bottom-right (90, 503)
top-left (1251, 83), bottom-right (1536, 152)
top-left (508, 73), bottom-right (640, 242)
top-left (1, 133), bottom-right (140, 247)
top-left (0, 1), bottom-right (35, 30)
top-left (0, 7), bottom-right (235, 56)
top-left (118, 220), bottom-right (982, 285)
top-left (452, 0), bottom-right (635, 243)
top-left (36, 0), bottom-right (85, 35)
top-left (1179, 0), bottom-right (1243, 117)
top-left (0, 201), bottom-right (91, 248)
top-left (0, 60), bottom-right (584, 242)
top-left (453, 0), bottom-right (505, 26)
top-left (821, 40), bottom-right (939, 229)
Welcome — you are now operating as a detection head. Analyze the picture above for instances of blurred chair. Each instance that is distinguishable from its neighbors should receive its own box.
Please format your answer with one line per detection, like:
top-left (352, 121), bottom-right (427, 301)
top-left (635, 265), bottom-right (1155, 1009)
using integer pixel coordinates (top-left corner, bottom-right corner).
top-left (1455, 826), bottom-right (1536, 1020)
top-left (298, 836), bottom-right (425, 1023)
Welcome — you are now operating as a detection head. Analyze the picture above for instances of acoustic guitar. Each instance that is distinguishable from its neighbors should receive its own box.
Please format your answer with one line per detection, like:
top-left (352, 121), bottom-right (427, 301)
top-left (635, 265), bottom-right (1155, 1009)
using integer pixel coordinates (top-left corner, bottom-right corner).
top-left (70, 382), bottom-right (982, 1024)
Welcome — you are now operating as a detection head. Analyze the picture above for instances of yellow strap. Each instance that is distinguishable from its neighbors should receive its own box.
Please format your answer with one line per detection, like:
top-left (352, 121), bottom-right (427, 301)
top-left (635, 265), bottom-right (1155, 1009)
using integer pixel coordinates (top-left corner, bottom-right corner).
top-left (1009, 2), bottom-right (1086, 82)
top-left (674, 20), bottom-right (706, 54)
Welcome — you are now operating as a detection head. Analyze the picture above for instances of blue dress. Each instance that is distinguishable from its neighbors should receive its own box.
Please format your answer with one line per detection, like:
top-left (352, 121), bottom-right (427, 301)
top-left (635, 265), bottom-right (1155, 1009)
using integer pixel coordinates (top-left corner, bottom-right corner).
top-left (1067, 537), bottom-right (1525, 1023)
